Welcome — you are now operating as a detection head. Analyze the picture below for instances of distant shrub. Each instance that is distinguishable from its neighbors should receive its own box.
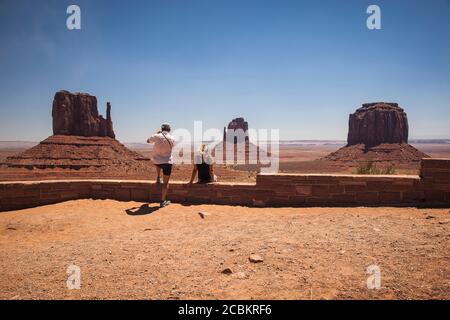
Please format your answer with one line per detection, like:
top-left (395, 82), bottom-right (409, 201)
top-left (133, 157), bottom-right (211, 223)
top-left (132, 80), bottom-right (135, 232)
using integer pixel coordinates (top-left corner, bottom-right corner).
top-left (356, 161), bottom-right (396, 175)
top-left (356, 161), bottom-right (374, 174)
top-left (382, 166), bottom-right (396, 175)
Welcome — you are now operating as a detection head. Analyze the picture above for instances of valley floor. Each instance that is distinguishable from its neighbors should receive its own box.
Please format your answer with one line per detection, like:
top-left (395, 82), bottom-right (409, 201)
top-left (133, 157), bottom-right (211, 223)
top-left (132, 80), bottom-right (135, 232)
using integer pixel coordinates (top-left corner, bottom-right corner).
top-left (0, 199), bottom-right (449, 299)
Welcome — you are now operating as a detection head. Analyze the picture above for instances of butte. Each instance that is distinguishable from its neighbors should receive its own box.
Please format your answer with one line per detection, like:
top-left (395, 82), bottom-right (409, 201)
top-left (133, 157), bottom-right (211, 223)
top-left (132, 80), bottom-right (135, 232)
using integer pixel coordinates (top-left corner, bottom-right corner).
top-left (0, 90), bottom-right (151, 180)
top-left (324, 102), bottom-right (429, 167)
top-left (212, 117), bottom-right (268, 166)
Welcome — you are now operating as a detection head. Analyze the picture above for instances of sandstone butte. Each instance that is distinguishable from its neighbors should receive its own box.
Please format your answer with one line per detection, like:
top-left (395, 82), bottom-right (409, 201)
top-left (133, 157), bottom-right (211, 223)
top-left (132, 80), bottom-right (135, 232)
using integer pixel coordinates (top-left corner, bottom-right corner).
top-left (3, 90), bottom-right (150, 174)
top-left (52, 90), bottom-right (115, 138)
top-left (325, 102), bottom-right (429, 164)
top-left (214, 117), bottom-right (266, 164)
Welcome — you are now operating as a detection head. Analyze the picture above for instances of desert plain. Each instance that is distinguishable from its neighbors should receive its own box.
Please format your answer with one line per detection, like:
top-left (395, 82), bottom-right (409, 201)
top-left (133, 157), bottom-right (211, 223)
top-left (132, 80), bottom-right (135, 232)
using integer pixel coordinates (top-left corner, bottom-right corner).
top-left (1, 140), bottom-right (450, 181)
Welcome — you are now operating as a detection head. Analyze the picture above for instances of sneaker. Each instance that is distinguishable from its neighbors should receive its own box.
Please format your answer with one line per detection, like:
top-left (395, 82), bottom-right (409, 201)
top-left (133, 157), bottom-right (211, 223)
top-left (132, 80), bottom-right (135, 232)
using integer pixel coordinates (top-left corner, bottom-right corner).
top-left (159, 200), bottom-right (171, 208)
top-left (156, 177), bottom-right (162, 184)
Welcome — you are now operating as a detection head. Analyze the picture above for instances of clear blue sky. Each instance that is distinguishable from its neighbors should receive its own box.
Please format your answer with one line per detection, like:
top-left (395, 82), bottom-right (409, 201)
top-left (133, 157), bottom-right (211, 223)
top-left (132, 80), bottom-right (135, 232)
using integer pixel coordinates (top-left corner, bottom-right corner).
top-left (0, 0), bottom-right (449, 142)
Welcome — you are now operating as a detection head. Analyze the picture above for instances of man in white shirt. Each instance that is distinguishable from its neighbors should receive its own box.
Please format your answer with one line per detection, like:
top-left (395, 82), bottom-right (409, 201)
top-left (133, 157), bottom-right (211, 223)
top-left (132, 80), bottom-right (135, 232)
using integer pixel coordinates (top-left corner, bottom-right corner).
top-left (147, 123), bottom-right (176, 208)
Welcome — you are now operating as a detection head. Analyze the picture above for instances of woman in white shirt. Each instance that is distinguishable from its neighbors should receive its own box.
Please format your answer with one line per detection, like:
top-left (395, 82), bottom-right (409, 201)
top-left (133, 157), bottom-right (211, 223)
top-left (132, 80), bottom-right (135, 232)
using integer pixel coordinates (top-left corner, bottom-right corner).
top-left (189, 144), bottom-right (217, 184)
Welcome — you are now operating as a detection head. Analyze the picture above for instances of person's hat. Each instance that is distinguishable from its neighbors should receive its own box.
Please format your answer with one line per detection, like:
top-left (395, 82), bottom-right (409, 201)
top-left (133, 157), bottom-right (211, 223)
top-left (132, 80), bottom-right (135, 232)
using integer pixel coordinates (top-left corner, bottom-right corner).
top-left (161, 123), bottom-right (171, 132)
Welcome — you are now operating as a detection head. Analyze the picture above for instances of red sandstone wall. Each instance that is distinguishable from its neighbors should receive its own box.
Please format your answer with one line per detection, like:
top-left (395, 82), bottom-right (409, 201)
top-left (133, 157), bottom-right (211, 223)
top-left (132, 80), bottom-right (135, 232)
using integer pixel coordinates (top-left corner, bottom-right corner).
top-left (420, 158), bottom-right (450, 205)
top-left (255, 173), bottom-right (422, 206)
top-left (1, 159), bottom-right (449, 212)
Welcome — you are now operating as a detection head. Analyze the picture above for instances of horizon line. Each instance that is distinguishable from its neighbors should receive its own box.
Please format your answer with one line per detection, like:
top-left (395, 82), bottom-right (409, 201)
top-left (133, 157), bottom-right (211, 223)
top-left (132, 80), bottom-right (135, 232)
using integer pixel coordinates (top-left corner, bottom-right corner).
top-left (1, 138), bottom-right (449, 144)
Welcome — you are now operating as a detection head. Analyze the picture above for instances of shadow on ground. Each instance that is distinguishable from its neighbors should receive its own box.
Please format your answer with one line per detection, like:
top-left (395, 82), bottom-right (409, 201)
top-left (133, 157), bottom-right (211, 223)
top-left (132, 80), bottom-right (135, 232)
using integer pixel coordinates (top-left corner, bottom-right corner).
top-left (125, 204), bottom-right (160, 216)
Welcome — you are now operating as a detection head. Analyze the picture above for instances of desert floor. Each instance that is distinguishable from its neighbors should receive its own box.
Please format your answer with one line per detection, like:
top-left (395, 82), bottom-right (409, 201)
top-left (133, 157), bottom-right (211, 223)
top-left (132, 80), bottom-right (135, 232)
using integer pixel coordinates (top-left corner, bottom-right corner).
top-left (1, 143), bottom-right (450, 182)
top-left (0, 199), bottom-right (449, 300)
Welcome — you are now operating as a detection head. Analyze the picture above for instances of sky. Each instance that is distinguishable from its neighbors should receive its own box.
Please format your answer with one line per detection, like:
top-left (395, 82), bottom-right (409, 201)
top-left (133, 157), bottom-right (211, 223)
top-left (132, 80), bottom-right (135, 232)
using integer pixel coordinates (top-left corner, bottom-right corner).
top-left (0, 0), bottom-right (449, 142)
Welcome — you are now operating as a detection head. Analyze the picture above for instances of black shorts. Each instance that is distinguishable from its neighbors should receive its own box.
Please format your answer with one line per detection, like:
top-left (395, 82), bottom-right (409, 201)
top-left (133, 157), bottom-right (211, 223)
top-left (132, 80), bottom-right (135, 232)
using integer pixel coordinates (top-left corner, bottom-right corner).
top-left (156, 163), bottom-right (172, 176)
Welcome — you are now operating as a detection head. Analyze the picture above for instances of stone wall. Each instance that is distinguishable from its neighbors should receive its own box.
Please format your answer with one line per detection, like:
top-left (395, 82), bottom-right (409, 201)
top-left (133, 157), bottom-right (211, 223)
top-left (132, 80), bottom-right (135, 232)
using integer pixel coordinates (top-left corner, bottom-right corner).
top-left (1, 159), bottom-right (449, 212)
top-left (420, 158), bottom-right (450, 205)
top-left (255, 173), bottom-right (423, 206)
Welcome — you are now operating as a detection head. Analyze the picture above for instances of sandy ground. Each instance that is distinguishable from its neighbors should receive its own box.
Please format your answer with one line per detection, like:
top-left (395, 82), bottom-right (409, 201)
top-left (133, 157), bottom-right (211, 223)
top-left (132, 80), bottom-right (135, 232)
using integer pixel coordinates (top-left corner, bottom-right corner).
top-left (0, 199), bottom-right (449, 300)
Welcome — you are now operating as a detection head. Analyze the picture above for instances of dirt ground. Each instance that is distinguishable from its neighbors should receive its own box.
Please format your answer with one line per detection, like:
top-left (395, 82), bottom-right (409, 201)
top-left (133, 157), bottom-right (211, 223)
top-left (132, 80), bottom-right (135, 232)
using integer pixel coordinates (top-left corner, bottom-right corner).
top-left (0, 199), bottom-right (449, 300)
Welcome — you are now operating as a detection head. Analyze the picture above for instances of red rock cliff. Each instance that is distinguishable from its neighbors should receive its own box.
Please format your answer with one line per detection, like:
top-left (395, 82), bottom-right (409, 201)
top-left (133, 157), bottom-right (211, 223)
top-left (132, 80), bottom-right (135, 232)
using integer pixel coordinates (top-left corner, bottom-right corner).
top-left (347, 102), bottom-right (408, 147)
top-left (52, 90), bottom-right (115, 138)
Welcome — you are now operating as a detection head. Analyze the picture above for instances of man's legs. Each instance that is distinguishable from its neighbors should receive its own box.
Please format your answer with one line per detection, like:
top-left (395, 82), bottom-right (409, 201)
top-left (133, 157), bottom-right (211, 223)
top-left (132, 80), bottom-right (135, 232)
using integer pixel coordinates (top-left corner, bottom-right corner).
top-left (155, 165), bottom-right (162, 184)
top-left (161, 174), bottom-right (170, 201)
top-left (160, 164), bottom-right (172, 207)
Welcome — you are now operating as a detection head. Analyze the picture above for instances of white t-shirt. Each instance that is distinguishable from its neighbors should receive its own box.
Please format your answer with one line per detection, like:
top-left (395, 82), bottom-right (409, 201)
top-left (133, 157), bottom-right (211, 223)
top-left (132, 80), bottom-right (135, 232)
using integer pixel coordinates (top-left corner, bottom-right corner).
top-left (148, 131), bottom-right (176, 164)
top-left (194, 152), bottom-right (214, 165)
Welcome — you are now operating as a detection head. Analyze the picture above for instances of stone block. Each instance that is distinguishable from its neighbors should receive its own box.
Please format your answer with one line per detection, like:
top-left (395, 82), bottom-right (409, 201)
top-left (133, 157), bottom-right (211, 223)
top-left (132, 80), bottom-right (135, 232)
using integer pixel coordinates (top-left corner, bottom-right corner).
top-left (402, 191), bottom-right (425, 202)
top-left (379, 192), bottom-right (402, 203)
top-left (341, 181), bottom-right (367, 187)
top-left (39, 191), bottom-right (61, 200)
top-left (421, 158), bottom-right (450, 169)
top-left (446, 192), bottom-right (450, 202)
top-left (288, 196), bottom-right (306, 205)
top-left (266, 196), bottom-right (290, 206)
top-left (295, 185), bottom-right (312, 195)
top-left (59, 191), bottom-right (80, 200)
top-left (328, 185), bottom-right (345, 194)
top-left (131, 189), bottom-right (150, 201)
top-left (273, 185), bottom-right (296, 195)
top-left (311, 185), bottom-right (330, 197)
top-left (114, 188), bottom-right (131, 201)
top-left (331, 194), bottom-right (356, 204)
top-left (345, 184), bottom-right (368, 193)
top-left (305, 197), bottom-right (332, 206)
top-left (424, 190), bottom-right (446, 202)
top-left (356, 192), bottom-right (379, 203)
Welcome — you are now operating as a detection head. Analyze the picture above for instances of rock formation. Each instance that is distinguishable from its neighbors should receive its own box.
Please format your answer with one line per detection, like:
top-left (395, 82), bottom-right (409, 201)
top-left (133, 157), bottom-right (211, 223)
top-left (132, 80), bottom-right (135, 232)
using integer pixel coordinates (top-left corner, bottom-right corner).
top-left (223, 117), bottom-right (249, 144)
top-left (347, 102), bottom-right (408, 147)
top-left (106, 102), bottom-right (114, 138)
top-left (52, 90), bottom-right (115, 138)
top-left (2, 91), bottom-right (151, 179)
top-left (324, 143), bottom-right (429, 164)
top-left (324, 102), bottom-right (428, 165)
top-left (213, 117), bottom-right (269, 166)
top-left (227, 117), bottom-right (248, 132)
